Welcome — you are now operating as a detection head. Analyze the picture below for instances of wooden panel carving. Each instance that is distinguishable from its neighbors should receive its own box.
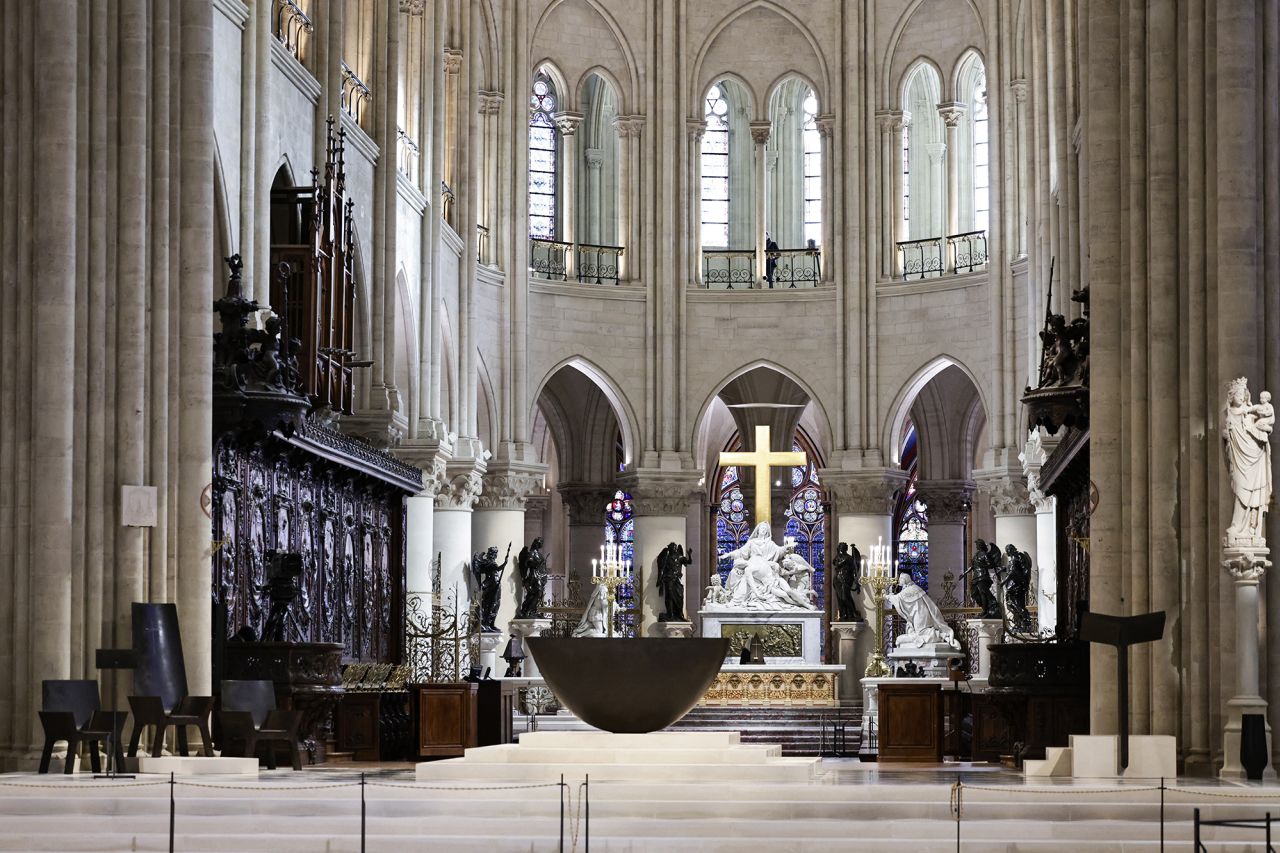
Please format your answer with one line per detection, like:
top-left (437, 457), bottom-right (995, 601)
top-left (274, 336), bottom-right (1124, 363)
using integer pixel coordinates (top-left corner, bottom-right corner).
top-left (212, 430), bottom-right (407, 663)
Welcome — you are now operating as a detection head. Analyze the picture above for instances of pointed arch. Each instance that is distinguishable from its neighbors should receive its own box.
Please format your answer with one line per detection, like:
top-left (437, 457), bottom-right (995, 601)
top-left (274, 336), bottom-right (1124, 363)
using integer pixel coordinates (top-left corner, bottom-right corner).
top-left (575, 65), bottom-right (627, 119)
top-left (530, 356), bottom-right (640, 468)
top-left (882, 355), bottom-right (990, 466)
top-left (531, 0), bottom-right (640, 111)
top-left (880, 0), bottom-right (988, 103)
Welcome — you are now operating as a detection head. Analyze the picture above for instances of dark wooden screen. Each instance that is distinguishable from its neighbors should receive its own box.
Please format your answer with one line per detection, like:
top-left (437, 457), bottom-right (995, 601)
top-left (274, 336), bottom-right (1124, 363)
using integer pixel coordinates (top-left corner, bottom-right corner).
top-left (270, 119), bottom-right (356, 414)
top-left (211, 427), bottom-right (413, 663)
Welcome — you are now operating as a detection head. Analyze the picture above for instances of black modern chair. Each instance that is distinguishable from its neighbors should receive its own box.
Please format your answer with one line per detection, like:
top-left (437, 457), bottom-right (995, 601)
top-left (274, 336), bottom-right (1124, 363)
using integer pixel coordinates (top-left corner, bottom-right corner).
top-left (219, 680), bottom-right (303, 770)
top-left (127, 603), bottom-right (214, 758)
top-left (38, 680), bottom-right (124, 774)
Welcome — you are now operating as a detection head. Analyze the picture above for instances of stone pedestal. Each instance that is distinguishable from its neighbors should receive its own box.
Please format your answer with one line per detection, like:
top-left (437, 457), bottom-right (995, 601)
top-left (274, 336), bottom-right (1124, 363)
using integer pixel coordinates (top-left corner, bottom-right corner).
top-left (699, 609), bottom-right (823, 664)
top-left (478, 633), bottom-right (503, 680)
top-left (830, 621), bottom-right (867, 703)
top-left (1220, 542), bottom-right (1275, 778)
top-left (659, 620), bottom-right (695, 639)
top-left (508, 617), bottom-right (552, 678)
top-left (966, 618), bottom-right (1003, 681)
top-left (887, 643), bottom-right (964, 678)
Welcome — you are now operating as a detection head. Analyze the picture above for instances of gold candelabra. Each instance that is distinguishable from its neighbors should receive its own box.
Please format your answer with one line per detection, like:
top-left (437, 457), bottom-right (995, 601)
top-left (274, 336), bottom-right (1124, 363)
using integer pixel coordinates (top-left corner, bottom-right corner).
top-left (591, 541), bottom-right (632, 639)
top-left (861, 536), bottom-right (898, 678)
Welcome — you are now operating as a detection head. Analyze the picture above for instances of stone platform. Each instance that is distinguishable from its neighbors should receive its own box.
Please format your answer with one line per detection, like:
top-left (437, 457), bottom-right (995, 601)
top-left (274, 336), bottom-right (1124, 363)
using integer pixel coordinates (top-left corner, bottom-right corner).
top-left (416, 730), bottom-right (819, 783)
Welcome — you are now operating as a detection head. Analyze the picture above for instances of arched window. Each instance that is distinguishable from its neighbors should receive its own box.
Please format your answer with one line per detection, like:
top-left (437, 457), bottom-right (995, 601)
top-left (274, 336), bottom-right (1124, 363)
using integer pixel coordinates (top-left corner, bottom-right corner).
top-left (701, 83), bottom-right (731, 248)
top-left (971, 75), bottom-right (989, 233)
top-left (801, 91), bottom-right (822, 246)
top-left (603, 489), bottom-right (637, 637)
top-left (892, 423), bottom-right (929, 590)
top-left (528, 72), bottom-right (558, 239)
top-left (714, 463), bottom-right (751, 584)
top-left (900, 64), bottom-right (944, 240)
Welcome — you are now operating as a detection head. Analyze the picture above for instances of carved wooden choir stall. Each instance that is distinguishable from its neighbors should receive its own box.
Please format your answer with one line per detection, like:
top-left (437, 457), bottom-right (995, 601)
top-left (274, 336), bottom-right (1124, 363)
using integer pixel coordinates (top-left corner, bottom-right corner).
top-left (210, 121), bottom-right (421, 763)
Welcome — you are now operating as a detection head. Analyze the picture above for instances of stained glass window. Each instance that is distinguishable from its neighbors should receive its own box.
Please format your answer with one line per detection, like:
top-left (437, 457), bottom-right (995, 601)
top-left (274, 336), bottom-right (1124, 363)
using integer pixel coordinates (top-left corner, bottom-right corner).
top-left (714, 465), bottom-right (751, 586)
top-left (701, 83), bottom-right (731, 248)
top-left (802, 91), bottom-right (822, 246)
top-left (603, 489), bottom-right (637, 637)
top-left (972, 74), bottom-right (989, 234)
top-left (892, 423), bottom-right (929, 590)
top-left (528, 73), bottom-right (557, 239)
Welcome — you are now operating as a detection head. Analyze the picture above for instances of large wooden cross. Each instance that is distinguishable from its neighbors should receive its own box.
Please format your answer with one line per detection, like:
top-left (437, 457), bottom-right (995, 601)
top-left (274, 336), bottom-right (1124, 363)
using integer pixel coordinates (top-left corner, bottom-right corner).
top-left (718, 424), bottom-right (807, 532)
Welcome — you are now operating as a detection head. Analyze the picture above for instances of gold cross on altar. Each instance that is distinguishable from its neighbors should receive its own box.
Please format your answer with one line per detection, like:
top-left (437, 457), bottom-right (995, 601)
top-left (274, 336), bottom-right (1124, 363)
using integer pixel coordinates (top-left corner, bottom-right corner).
top-left (718, 424), bottom-right (807, 530)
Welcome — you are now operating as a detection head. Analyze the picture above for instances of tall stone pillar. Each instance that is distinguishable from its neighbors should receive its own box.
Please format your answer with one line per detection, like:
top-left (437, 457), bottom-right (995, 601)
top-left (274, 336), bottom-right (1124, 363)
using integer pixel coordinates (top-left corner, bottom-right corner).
top-left (433, 459), bottom-right (483, 613)
top-left (1221, 546), bottom-right (1274, 779)
top-left (750, 121), bottom-right (772, 284)
top-left (1022, 430), bottom-right (1059, 633)
top-left (558, 484), bottom-right (614, 589)
top-left (553, 111), bottom-right (582, 275)
top-left (917, 481), bottom-right (974, 606)
top-left (613, 115), bottom-right (644, 280)
top-left (399, 443), bottom-right (451, 609)
top-left (472, 463), bottom-right (545, 657)
top-left (938, 103), bottom-right (967, 237)
top-left (619, 473), bottom-right (698, 636)
top-left (875, 110), bottom-right (908, 276)
top-left (977, 468), bottom-right (1039, 607)
top-left (686, 119), bottom-right (706, 283)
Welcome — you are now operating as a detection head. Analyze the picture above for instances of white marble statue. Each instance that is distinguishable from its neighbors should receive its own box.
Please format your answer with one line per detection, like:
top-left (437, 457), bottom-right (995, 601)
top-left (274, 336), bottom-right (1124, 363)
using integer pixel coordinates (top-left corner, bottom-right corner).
top-left (780, 552), bottom-right (818, 605)
top-left (886, 572), bottom-right (958, 649)
top-left (702, 572), bottom-right (728, 607)
top-left (703, 522), bottom-right (817, 611)
top-left (571, 583), bottom-right (610, 638)
top-left (1223, 377), bottom-right (1273, 544)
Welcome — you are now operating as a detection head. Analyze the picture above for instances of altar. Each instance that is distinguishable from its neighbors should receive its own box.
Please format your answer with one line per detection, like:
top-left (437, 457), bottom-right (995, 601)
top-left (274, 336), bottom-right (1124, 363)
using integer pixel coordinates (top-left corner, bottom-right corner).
top-left (698, 608), bottom-right (823, 665)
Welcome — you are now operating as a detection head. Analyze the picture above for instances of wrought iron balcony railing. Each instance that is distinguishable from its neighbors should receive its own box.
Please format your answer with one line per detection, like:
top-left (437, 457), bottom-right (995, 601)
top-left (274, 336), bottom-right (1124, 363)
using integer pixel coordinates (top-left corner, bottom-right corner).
top-left (766, 248), bottom-right (822, 287)
top-left (529, 238), bottom-right (571, 281)
top-left (528, 239), bottom-right (624, 284)
top-left (274, 0), bottom-right (313, 58)
top-left (701, 249), bottom-right (756, 289)
top-left (396, 127), bottom-right (419, 179)
top-left (575, 243), bottom-right (624, 284)
top-left (897, 230), bottom-right (989, 280)
top-left (340, 60), bottom-right (372, 125)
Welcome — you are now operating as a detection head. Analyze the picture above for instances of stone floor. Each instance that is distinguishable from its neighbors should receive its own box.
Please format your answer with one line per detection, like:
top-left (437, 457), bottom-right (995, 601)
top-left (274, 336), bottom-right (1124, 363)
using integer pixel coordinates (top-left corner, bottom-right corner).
top-left (0, 752), bottom-right (1277, 851)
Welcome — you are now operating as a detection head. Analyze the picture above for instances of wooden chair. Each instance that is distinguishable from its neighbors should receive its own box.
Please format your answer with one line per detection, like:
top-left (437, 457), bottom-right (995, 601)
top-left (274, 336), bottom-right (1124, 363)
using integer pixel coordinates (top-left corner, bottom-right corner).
top-left (38, 680), bottom-right (124, 774)
top-left (126, 603), bottom-right (214, 758)
top-left (219, 680), bottom-right (303, 770)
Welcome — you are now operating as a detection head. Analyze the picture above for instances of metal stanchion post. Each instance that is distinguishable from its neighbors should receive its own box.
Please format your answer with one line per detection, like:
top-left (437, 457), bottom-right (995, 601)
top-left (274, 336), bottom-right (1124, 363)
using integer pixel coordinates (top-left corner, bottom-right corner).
top-left (360, 772), bottom-right (367, 853)
top-left (584, 774), bottom-right (590, 852)
top-left (1159, 778), bottom-right (1165, 851)
top-left (169, 772), bottom-right (176, 853)
top-left (559, 773), bottom-right (565, 853)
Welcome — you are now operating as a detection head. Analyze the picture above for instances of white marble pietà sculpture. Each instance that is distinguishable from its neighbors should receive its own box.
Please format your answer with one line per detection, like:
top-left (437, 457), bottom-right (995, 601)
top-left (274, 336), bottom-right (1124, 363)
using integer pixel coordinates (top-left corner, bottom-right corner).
top-left (572, 583), bottom-right (610, 638)
top-left (703, 522), bottom-right (818, 611)
top-left (885, 572), bottom-right (958, 649)
top-left (1223, 377), bottom-right (1273, 544)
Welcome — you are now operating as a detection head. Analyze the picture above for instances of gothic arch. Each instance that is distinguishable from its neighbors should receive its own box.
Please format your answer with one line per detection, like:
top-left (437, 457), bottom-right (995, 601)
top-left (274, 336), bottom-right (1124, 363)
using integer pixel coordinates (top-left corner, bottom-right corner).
top-left (530, 356), bottom-right (640, 468)
top-left (765, 71), bottom-right (822, 113)
top-left (692, 1), bottom-right (830, 113)
top-left (898, 56), bottom-right (945, 111)
top-left (531, 59), bottom-right (571, 108)
top-left (690, 360), bottom-right (834, 471)
top-left (393, 268), bottom-right (416, 420)
top-left (952, 47), bottom-right (988, 101)
top-left (576, 66), bottom-right (625, 118)
top-left (476, 351), bottom-right (498, 455)
top-left (880, 0), bottom-right (987, 104)
top-left (211, 135), bottom-right (236, 257)
top-left (531, 0), bottom-right (639, 111)
top-left (882, 355), bottom-right (990, 467)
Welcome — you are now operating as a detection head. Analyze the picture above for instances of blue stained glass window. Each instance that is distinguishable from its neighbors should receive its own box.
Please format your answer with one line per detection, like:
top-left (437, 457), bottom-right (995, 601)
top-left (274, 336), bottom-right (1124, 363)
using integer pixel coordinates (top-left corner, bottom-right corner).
top-left (529, 72), bottom-right (557, 239)
top-left (701, 83), bottom-right (731, 248)
top-left (892, 423), bottom-right (928, 590)
top-left (603, 489), bottom-right (637, 637)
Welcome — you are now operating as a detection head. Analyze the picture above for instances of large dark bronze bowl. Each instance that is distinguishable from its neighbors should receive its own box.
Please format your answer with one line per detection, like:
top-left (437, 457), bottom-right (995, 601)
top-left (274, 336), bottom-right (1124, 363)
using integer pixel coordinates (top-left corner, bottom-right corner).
top-left (525, 637), bottom-right (729, 733)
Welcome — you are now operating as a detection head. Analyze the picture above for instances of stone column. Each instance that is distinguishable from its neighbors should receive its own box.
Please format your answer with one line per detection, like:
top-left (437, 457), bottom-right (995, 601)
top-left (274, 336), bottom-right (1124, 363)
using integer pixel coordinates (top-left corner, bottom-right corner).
top-left (830, 622), bottom-right (867, 705)
top-left (472, 463), bottom-right (546, 662)
top-left (582, 148), bottom-right (604, 245)
top-left (1021, 430), bottom-right (1059, 633)
top-left (917, 481), bottom-right (973, 606)
top-left (1221, 546), bottom-right (1275, 778)
top-left (398, 442), bottom-right (452, 607)
top-left (685, 119), bottom-right (706, 283)
top-left (619, 472), bottom-right (698, 636)
top-left (875, 110), bottom-right (907, 276)
top-left (938, 103), bottom-right (966, 238)
top-left (558, 484), bottom-right (614, 589)
top-left (613, 115), bottom-right (644, 280)
top-left (476, 90), bottom-right (504, 265)
top-left (925, 142), bottom-right (948, 240)
top-left (815, 114), bottom-right (835, 279)
top-left (553, 111), bottom-right (582, 276)
top-left (433, 459), bottom-right (483, 615)
top-left (1008, 79), bottom-right (1029, 257)
top-left (978, 471), bottom-right (1039, 595)
top-left (750, 121), bottom-right (772, 284)
top-left (966, 617), bottom-right (1003, 683)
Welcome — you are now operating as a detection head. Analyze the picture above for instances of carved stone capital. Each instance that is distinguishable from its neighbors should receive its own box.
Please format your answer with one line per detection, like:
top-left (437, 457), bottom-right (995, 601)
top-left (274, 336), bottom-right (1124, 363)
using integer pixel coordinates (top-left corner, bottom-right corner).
top-left (437, 457), bottom-right (486, 510)
top-left (584, 148), bottom-right (604, 169)
top-left (558, 484), bottom-right (616, 525)
top-left (1223, 544), bottom-right (1271, 581)
top-left (685, 118), bottom-right (707, 142)
top-left (819, 469), bottom-right (909, 515)
top-left (925, 141), bottom-right (947, 163)
top-left (613, 115), bottom-right (645, 139)
top-left (442, 49), bottom-right (463, 75)
top-left (553, 110), bottom-right (583, 135)
top-left (976, 474), bottom-right (1034, 517)
top-left (478, 90), bottom-right (504, 116)
top-left (875, 109), bottom-right (907, 133)
top-left (937, 101), bottom-right (967, 127)
top-left (815, 113), bottom-right (836, 139)
top-left (917, 480), bottom-right (974, 522)
top-left (475, 465), bottom-right (547, 511)
top-left (1009, 78), bottom-right (1029, 103)
top-left (749, 120), bottom-right (772, 146)
top-left (399, 0), bottom-right (425, 14)
top-left (616, 471), bottom-right (699, 517)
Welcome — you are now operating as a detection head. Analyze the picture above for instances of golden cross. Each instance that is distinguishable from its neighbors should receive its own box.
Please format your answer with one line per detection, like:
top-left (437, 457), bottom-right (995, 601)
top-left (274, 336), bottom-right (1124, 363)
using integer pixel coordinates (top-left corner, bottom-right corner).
top-left (718, 424), bottom-right (807, 531)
